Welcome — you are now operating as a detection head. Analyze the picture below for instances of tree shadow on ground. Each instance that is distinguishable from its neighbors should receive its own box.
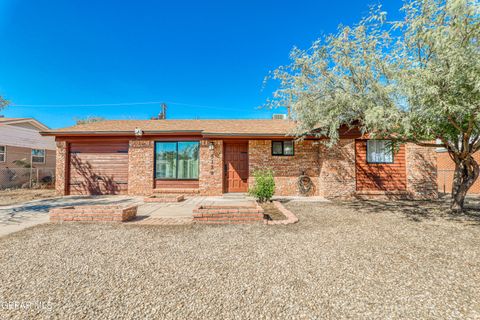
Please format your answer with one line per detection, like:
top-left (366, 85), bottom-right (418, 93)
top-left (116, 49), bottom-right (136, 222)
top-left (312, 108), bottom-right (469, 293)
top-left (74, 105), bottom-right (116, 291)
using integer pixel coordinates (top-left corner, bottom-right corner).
top-left (340, 195), bottom-right (480, 225)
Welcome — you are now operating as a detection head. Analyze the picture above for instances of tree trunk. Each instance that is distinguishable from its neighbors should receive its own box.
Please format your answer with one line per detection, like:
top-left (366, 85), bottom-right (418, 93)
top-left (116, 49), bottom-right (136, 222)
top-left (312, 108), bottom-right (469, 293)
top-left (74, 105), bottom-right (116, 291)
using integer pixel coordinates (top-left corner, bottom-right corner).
top-left (451, 156), bottom-right (479, 212)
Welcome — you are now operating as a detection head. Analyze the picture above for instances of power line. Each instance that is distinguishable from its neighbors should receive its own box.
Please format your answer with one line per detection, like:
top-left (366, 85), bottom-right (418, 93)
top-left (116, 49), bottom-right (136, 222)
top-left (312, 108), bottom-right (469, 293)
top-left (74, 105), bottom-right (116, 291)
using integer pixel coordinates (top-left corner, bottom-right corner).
top-left (11, 100), bottom-right (240, 111)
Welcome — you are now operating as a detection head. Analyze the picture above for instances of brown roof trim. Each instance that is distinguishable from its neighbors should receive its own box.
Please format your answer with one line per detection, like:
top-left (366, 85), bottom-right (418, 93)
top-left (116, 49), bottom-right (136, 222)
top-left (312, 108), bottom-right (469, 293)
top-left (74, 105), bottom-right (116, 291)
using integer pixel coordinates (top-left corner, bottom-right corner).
top-left (40, 130), bottom-right (204, 136)
top-left (202, 132), bottom-right (291, 137)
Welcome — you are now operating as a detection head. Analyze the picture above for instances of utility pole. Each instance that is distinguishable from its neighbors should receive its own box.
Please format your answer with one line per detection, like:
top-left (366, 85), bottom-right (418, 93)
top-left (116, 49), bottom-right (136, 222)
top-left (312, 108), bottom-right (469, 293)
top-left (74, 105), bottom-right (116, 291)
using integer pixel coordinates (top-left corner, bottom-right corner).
top-left (159, 103), bottom-right (167, 120)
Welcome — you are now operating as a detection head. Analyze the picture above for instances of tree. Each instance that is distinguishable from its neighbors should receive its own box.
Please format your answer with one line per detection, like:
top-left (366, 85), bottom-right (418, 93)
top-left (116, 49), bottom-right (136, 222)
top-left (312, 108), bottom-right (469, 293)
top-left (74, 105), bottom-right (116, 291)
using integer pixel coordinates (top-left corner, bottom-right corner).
top-left (74, 116), bottom-right (106, 125)
top-left (0, 96), bottom-right (9, 110)
top-left (268, 0), bottom-right (480, 212)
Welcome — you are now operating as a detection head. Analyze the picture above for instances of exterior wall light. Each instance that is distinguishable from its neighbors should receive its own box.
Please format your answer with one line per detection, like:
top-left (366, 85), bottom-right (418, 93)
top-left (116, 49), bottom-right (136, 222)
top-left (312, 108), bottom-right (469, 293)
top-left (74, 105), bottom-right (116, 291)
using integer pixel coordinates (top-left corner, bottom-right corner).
top-left (208, 142), bottom-right (215, 151)
top-left (134, 127), bottom-right (143, 137)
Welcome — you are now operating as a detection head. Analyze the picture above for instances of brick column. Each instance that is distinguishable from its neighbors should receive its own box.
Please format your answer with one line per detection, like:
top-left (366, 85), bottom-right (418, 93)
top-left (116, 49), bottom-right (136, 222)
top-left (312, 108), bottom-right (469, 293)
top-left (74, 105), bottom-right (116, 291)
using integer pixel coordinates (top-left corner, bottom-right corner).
top-left (128, 139), bottom-right (154, 195)
top-left (406, 143), bottom-right (438, 199)
top-left (318, 139), bottom-right (356, 199)
top-left (55, 141), bottom-right (68, 196)
top-left (199, 140), bottom-right (223, 195)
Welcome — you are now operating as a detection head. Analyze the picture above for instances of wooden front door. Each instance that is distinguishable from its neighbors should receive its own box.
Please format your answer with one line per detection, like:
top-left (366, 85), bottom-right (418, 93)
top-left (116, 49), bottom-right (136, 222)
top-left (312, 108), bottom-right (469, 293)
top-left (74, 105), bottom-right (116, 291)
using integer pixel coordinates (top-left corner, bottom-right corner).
top-left (224, 142), bottom-right (249, 193)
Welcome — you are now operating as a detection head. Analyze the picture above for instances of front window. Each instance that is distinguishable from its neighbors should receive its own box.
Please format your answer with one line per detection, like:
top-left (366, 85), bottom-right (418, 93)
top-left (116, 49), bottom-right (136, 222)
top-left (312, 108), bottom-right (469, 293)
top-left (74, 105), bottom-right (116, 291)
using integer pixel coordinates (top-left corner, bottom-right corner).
top-left (31, 149), bottom-right (45, 164)
top-left (0, 146), bottom-right (5, 162)
top-left (367, 140), bottom-right (393, 163)
top-left (155, 141), bottom-right (199, 179)
top-left (272, 141), bottom-right (294, 156)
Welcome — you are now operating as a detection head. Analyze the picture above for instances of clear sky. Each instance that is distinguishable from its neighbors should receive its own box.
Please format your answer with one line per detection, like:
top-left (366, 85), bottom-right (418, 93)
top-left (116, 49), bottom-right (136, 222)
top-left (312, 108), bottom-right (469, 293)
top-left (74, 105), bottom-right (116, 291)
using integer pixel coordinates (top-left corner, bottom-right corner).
top-left (0, 0), bottom-right (402, 129)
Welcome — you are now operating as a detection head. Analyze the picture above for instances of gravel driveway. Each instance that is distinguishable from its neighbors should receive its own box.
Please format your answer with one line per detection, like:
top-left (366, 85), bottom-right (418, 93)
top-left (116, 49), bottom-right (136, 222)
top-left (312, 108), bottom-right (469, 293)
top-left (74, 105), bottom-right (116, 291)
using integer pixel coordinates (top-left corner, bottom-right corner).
top-left (1, 199), bottom-right (479, 319)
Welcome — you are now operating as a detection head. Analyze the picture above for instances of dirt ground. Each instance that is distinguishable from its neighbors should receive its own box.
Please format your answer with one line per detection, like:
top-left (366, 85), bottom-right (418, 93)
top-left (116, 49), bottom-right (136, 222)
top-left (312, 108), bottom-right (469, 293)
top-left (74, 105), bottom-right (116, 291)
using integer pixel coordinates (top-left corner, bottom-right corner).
top-left (1, 196), bottom-right (479, 319)
top-left (0, 189), bottom-right (56, 206)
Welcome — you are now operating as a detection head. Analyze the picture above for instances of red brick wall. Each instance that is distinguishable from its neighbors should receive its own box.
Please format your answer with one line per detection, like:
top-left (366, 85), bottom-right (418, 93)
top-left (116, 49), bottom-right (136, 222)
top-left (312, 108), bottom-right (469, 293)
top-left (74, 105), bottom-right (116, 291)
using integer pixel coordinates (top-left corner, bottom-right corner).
top-left (437, 150), bottom-right (480, 194)
top-left (406, 143), bottom-right (437, 199)
top-left (249, 140), bottom-right (319, 196)
top-left (54, 136), bottom-right (438, 199)
top-left (318, 139), bottom-right (356, 199)
top-left (355, 140), bottom-right (407, 191)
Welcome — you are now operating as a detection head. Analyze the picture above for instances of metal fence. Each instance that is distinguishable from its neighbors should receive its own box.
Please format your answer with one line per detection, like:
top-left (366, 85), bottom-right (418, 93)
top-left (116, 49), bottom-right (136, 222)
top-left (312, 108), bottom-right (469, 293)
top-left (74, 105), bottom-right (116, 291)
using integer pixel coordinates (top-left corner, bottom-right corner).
top-left (0, 167), bottom-right (55, 189)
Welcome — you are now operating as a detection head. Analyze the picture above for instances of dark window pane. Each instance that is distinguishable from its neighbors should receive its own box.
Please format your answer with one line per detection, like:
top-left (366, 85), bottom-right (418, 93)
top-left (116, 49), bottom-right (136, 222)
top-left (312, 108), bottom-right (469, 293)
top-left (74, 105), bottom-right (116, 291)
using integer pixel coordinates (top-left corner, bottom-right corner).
top-left (272, 141), bottom-right (283, 155)
top-left (155, 142), bottom-right (177, 179)
top-left (367, 140), bottom-right (393, 163)
top-left (283, 141), bottom-right (294, 155)
top-left (32, 149), bottom-right (45, 163)
top-left (177, 142), bottom-right (199, 179)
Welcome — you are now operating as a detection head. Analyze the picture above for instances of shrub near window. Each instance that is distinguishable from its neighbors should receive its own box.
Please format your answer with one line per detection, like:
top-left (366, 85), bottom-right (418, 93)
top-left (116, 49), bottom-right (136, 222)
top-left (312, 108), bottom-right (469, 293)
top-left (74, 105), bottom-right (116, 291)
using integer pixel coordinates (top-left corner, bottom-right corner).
top-left (249, 169), bottom-right (275, 203)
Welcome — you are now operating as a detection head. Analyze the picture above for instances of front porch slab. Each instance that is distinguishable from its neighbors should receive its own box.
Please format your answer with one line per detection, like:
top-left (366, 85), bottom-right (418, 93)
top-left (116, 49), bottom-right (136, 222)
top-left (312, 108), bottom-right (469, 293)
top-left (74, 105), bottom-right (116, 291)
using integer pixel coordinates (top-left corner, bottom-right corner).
top-left (144, 194), bottom-right (185, 203)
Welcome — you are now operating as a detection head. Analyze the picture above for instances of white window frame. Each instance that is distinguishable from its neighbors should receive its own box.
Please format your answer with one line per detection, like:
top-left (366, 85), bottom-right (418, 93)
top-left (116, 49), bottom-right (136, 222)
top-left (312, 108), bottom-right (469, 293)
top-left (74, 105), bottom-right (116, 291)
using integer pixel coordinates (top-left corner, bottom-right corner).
top-left (366, 140), bottom-right (394, 164)
top-left (0, 146), bottom-right (5, 163)
top-left (31, 148), bottom-right (46, 164)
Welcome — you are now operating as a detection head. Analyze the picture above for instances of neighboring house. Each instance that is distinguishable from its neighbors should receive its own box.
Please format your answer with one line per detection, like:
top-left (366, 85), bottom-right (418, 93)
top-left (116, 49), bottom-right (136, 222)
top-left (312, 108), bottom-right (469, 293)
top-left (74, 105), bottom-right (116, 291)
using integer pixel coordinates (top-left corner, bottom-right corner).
top-left (41, 119), bottom-right (437, 199)
top-left (437, 149), bottom-right (480, 194)
top-left (0, 117), bottom-right (56, 168)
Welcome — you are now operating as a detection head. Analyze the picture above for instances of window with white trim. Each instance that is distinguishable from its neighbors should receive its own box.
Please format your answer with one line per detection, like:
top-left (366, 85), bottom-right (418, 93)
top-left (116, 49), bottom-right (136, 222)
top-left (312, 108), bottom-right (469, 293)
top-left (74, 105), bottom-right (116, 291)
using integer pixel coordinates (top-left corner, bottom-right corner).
top-left (366, 140), bottom-right (393, 163)
top-left (0, 146), bottom-right (5, 162)
top-left (31, 149), bottom-right (46, 164)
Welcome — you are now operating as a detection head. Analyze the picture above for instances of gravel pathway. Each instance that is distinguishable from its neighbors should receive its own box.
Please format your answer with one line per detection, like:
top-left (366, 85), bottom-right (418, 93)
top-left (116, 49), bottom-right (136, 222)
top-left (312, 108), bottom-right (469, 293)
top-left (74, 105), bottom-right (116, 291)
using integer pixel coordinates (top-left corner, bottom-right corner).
top-left (0, 200), bottom-right (479, 319)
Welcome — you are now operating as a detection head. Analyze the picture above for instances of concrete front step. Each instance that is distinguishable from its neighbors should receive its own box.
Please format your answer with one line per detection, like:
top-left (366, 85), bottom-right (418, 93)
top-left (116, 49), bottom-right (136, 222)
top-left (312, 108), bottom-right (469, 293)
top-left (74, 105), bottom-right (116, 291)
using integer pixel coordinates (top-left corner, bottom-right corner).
top-left (222, 193), bottom-right (248, 199)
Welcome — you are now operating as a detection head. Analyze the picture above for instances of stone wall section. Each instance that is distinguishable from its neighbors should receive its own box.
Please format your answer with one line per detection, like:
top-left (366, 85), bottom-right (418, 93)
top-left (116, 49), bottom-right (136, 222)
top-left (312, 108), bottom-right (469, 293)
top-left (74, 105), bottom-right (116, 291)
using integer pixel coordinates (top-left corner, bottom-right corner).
top-left (128, 139), bottom-right (154, 195)
top-left (317, 139), bottom-right (357, 199)
top-left (406, 143), bottom-right (438, 199)
top-left (55, 141), bottom-right (68, 195)
top-left (199, 140), bottom-right (223, 195)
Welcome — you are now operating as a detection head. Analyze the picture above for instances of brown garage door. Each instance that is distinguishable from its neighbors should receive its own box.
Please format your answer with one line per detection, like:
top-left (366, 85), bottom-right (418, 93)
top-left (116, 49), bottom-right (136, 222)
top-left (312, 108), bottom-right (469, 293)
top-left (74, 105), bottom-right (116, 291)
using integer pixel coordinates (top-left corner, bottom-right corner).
top-left (68, 142), bottom-right (129, 195)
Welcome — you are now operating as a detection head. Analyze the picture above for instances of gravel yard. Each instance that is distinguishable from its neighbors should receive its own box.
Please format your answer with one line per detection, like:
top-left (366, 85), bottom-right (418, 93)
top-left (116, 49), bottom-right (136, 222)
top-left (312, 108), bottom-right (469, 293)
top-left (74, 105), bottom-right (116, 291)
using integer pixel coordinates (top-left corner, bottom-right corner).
top-left (1, 198), bottom-right (479, 319)
top-left (0, 189), bottom-right (55, 206)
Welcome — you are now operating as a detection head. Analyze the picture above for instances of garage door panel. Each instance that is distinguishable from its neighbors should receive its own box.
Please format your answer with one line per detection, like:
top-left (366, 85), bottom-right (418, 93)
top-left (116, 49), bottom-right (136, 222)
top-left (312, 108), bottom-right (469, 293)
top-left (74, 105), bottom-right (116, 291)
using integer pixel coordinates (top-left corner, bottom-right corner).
top-left (68, 142), bottom-right (129, 195)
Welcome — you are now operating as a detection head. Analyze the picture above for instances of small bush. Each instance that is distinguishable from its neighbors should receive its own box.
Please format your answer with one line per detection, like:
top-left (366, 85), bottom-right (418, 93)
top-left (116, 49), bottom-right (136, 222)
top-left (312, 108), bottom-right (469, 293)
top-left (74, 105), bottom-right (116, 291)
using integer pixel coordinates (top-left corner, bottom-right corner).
top-left (249, 169), bottom-right (275, 202)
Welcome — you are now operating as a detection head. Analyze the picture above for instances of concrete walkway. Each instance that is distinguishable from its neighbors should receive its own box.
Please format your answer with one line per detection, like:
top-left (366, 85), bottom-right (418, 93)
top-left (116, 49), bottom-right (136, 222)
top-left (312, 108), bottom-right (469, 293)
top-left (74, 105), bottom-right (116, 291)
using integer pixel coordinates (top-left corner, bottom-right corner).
top-left (0, 194), bottom-right (330, 236)
top-left (0, 195), bottom-right (142, 237)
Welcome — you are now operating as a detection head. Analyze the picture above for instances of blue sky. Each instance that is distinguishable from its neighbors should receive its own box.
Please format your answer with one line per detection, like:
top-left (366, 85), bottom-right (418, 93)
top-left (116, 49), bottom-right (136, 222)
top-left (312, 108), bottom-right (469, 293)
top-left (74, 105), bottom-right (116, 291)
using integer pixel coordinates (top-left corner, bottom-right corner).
top-left (0, 0), bottom-right (402, 129)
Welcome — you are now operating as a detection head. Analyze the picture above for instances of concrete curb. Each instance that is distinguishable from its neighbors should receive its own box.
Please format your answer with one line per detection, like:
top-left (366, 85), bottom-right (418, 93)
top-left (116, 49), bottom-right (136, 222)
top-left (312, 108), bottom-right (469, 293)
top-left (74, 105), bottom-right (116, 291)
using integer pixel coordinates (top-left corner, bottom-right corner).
top-left (265, 201), bottom-right (299, 225)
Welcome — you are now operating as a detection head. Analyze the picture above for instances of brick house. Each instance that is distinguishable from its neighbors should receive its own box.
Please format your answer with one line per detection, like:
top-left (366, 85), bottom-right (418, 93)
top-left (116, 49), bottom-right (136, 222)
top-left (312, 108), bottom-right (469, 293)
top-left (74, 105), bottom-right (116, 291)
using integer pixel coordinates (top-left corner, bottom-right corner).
top-left (41, 119), bottom-right (437, 199)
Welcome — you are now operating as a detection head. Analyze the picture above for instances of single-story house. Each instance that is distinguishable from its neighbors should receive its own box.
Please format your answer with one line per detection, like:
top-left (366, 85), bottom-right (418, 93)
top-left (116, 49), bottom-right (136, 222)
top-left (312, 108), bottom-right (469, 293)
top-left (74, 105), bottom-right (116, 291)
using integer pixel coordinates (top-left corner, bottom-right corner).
top-left (0, 117), bottom-right (56, 169)
top-left (41, 119), bottom-right (437, 199)
top-left (0, 117), bottom-right (56, 188)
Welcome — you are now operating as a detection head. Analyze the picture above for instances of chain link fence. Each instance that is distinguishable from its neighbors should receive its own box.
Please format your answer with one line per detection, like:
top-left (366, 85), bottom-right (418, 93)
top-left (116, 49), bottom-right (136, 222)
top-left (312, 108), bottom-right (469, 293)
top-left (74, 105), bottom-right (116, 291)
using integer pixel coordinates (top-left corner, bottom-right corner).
top-left (0, 167), bottom-right (55, 190)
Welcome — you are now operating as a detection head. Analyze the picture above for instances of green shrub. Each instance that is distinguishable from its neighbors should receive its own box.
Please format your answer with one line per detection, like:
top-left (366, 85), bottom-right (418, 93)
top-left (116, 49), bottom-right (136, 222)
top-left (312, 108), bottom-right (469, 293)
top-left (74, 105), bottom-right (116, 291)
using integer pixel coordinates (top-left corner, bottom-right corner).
top-left (248, 169), bottom-right (275, 202)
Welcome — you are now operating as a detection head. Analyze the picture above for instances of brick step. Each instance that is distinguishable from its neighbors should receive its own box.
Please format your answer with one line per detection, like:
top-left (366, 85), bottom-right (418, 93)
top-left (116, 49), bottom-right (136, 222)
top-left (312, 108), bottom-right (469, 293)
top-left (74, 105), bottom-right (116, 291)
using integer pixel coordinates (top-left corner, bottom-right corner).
top-left (144, 194), bottom-right (185, 203)
top-left (195, 220), bottom-right (263, 225)
top-left (153, 188), bottom-right (200, 194)
top-left (193, 205), bottom-right (265, 224)
top-left (194, 215), bottom-right (264, 224)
